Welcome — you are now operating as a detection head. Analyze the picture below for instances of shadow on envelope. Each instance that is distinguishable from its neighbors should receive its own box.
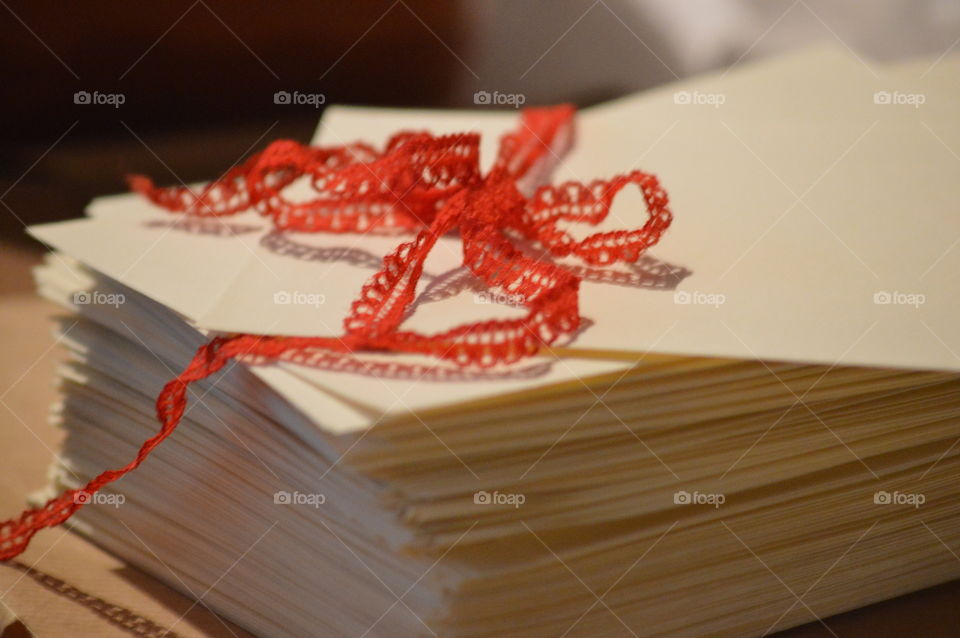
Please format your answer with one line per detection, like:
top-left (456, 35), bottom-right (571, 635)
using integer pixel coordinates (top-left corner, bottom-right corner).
top-left (137, 219), bottom-right (691, 382)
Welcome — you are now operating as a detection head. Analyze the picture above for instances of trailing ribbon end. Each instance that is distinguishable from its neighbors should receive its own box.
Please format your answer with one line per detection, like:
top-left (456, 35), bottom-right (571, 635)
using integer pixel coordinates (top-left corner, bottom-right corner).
top-left (0, 104), bottom-right (674, 560)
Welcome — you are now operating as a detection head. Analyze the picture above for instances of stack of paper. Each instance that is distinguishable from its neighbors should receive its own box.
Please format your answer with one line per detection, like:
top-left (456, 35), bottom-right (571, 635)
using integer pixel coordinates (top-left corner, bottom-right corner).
top-left (26, 46), bottom-right (960, 637)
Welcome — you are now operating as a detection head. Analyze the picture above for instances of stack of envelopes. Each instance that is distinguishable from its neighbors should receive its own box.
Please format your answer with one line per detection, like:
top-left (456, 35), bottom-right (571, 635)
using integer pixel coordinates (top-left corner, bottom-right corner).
top-left (27, 46), bottom-right (960, 637)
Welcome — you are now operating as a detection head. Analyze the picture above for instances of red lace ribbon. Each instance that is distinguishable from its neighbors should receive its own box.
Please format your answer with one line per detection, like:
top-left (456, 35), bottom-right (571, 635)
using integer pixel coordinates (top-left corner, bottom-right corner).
top-left (0, 105), bottom-right (672, 560)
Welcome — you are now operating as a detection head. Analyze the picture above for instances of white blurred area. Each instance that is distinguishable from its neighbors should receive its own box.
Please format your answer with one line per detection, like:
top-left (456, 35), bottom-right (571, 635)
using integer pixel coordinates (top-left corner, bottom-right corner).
top-left (457, 0), bottom-right (960, 104)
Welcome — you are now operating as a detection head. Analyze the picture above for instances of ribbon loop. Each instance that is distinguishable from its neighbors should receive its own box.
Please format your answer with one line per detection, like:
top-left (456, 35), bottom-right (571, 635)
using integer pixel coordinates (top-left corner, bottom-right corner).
top-left (492, 105), bottom-right (575, 191)
top-left (519, 170), bottom-right (673, 266)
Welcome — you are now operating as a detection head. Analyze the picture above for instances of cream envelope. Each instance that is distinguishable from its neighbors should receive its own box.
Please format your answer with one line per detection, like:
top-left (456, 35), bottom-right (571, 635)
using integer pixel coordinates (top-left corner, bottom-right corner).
top-left (29, 45), bottom-right (960, 432)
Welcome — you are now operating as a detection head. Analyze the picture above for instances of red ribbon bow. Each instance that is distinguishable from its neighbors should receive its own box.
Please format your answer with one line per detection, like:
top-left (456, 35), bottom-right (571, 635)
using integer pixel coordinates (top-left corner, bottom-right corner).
top-left (0, 104), bottom-right (672, 560)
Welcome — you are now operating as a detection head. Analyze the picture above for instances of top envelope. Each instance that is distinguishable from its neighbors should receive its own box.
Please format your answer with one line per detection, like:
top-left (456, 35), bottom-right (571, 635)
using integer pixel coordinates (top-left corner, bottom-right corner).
top-left (31, 45), bottom-right (960, 385)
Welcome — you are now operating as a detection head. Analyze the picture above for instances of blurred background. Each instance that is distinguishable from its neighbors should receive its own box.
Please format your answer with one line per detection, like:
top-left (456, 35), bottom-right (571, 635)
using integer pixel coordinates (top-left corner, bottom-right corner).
top-left (3, 0), bottom-right (959, 259)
